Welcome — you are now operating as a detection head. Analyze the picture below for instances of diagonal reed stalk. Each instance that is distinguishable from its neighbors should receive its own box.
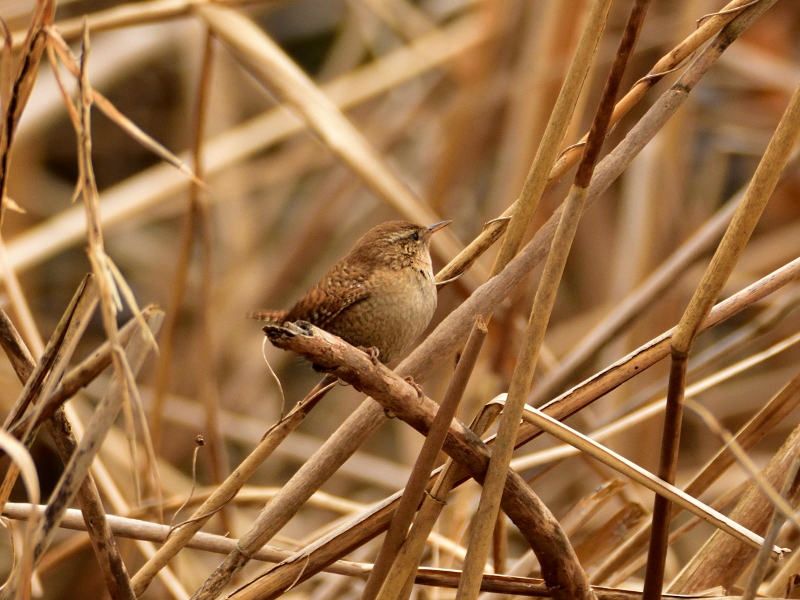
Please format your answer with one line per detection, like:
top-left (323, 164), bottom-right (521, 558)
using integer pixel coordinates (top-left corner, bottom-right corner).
top-left (457, 3), bottom-right (652, 598)
top-left (643, 70), bottom-right (800, 600)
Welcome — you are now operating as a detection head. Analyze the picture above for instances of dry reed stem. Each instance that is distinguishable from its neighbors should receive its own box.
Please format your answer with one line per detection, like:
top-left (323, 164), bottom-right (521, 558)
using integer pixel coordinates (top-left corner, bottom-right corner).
top-left (0, 276), bottom-right (137, 600)
top-left (190, 397), bottom-right (389, 597)
top-left (506, 254), bottom-right (800, 449)
top-left (647, 358), bottom-right (713, 597)
top-left (17, 293), bottom-right (99, 451)
top-left (0, 309), bottom-right (35, 382)
top-left (687, 399), bottom-right (800, 528)
top-left (184, 28), bottom-right (229, 522)
top-left (670, 83), bottom-right (800, 357)
top-left (380, 403), bottom-right (503, 600)
top-left (519, 406), bottom-right (783, 558)
top-left (0, 278), bottom-right (111, 597)
top-left (73, 23), bottom-right (167, 519)
top-left (417, 0), bottom-right (763, 276)
top-left (0, 431), bottom-right (39, 600)
top-left (8, 306), bottom-right (159, 436)
top-left (0, 502), bottom-right (753, 600)
top-left (3, 501), bottom-right (371, 577)
top-left (148, 484), bottom-right (374, 522)
top-left (193, 4), bottom-right (472, 282)
top-left (43, 27), bottom-right (200, 184)
top-left (1, 275), bottom-right (93, 433)
top-left (40, 482), bottom-right (362, 591)
top-left (645, 71), bottom-right (800, 599)
top-left (592, 366), bottom-right (800, 585)
top-left (479, 481), bottom-right (628, 600)
top-left (9, 300), bottom-right (111, 600)
top-left (765, 505), bottom-right (800, 595)
top-left (146, 29), bottom-right (217, 456)
top-left (45, 406), bottom-right (136, 600)
top-left (529, 147), bottom-right (800, 404)
top-left (254, 322), bottom-right (590, 600)
top-left (548, 0), bottom-right (760, 185)
top-left (459, 185), bottom-right (595, 600)
top-left (75, 25), bottom-right (126, 391)
top-left (21, 379), bottom-right (137, 600)
top-left (607, 483), bottom-right (749, 588)
top-left (489, 0), bottom-right (612, 274)
top-left (130, 376), bottom-right (330, 595)
top-left (0, 19), bottom-right (11, 111)
top-left (668, 422), bottom-right (800, 594)
top-left (491, 510), bottom-right (507, 576)
top-left (0, 0), bottom-right (55, 220)
top-left (28, 309), bottom-right (163, 566)
top-left (127, 482), bottom-right (468, 562)
top-left (0, 236), bottom-right (43, 359)
top-left (435, 217), bottom-right (510, 288)
top-left (0, 276), bottom-right (98, 512)
top-left (574, 503), bottom-right (647, 569)
top-left (363, 317), bottom-right (487, 599)
top-left (460, 3), bottom-right (652, 597)
top-left (9, 0), bottom-right (276, 49)
top-left (4, 13), bottom-right (486, 277)
top-left (517, 326), bottom-right (800, 473)
top-left (47, 406), bottom-right (186, 592)
top-left (741, 457), bottom-right (800, 599)
top-left (563, 480), bottom-right (629, 536)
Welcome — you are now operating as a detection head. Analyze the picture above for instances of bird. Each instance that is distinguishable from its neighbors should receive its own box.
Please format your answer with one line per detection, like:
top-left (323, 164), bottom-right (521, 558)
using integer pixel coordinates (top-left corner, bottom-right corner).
top-left (250, 220), bottom-right (451, 365)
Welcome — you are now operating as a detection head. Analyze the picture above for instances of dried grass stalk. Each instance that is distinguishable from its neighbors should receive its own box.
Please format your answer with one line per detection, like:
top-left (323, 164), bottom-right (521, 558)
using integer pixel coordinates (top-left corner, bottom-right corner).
top-left (645, 72), bottom-right (800, 598)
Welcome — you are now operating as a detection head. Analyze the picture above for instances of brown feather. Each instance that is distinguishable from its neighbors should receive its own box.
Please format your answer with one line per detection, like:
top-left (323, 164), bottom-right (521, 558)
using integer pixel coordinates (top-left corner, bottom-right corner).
top-left (247, 309), bottom-right (289, 322)
top-left (283, 261), bottom-right (374, 328)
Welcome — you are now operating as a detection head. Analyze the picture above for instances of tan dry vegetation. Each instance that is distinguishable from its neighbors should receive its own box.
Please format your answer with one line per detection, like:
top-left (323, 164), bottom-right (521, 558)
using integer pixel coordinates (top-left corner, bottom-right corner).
top-left (1, 0), bottom-right (800, 599)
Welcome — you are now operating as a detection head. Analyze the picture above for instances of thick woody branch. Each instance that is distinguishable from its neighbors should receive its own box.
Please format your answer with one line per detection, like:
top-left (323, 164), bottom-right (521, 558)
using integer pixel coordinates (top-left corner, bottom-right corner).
top-left (261, 322), bottom-right (592, 600)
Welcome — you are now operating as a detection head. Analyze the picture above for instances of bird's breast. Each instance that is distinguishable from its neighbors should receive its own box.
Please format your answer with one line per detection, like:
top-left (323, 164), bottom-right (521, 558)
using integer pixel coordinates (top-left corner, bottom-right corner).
top-left (324, 266), bottom-right (437, 364)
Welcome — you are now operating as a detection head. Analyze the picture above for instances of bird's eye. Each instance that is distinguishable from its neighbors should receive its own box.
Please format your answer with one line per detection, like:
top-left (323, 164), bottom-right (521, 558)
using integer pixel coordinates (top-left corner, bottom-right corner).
top-left (411, 231), bottom-right (420, 241)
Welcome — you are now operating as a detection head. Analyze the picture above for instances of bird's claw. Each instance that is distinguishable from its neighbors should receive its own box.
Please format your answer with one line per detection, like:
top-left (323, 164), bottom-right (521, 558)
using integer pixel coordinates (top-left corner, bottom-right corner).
top-left (294, 320), bottom-right (314, 335)
top-left (404, 376), bottom-right (424, 398)
top-left (358, 345), bottom-right (381, 365)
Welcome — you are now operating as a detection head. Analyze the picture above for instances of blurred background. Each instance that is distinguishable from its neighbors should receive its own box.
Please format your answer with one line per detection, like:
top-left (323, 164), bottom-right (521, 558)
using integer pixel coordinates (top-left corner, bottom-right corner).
top-left (2, 0), bottom-right (800, 597)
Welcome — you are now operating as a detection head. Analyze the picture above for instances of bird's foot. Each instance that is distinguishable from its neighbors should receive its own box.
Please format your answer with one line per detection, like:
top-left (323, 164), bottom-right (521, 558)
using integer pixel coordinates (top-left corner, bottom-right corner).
top-left (357, 345), bottom-right (381, 365)
top-left (404, 376), bottom-right (424, 398)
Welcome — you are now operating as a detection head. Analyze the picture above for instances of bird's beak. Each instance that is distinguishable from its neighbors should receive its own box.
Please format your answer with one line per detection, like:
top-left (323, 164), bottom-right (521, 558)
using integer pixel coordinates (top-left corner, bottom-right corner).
top-left (427, 220), bottom-right (452, 234)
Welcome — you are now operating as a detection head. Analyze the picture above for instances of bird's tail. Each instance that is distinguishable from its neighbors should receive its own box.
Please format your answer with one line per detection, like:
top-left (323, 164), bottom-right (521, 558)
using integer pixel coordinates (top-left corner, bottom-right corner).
top-left (247, 309), bottom-right (289, 322)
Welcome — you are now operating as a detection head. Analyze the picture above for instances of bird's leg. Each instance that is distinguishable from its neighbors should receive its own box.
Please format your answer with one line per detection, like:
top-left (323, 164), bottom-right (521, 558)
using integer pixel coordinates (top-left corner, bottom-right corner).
top-left (356, 345), bottom-right (381, 365)
top-left (404, 376), bottom-right (424, 398)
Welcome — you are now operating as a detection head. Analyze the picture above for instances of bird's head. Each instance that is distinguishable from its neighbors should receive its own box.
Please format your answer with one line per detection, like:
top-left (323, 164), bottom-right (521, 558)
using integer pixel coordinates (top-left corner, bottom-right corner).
top-left (348, 220), bottom-right (451, 270)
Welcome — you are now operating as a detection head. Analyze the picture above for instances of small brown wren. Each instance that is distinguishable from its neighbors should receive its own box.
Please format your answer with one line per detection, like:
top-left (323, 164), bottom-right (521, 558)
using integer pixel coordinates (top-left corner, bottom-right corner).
top-left (251, 220), bottom-right (451, 364)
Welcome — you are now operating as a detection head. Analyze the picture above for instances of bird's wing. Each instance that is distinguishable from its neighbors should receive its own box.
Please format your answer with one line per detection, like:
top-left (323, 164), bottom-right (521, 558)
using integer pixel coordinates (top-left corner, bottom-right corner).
top-left (286, 263), bottom-right (373, 328)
